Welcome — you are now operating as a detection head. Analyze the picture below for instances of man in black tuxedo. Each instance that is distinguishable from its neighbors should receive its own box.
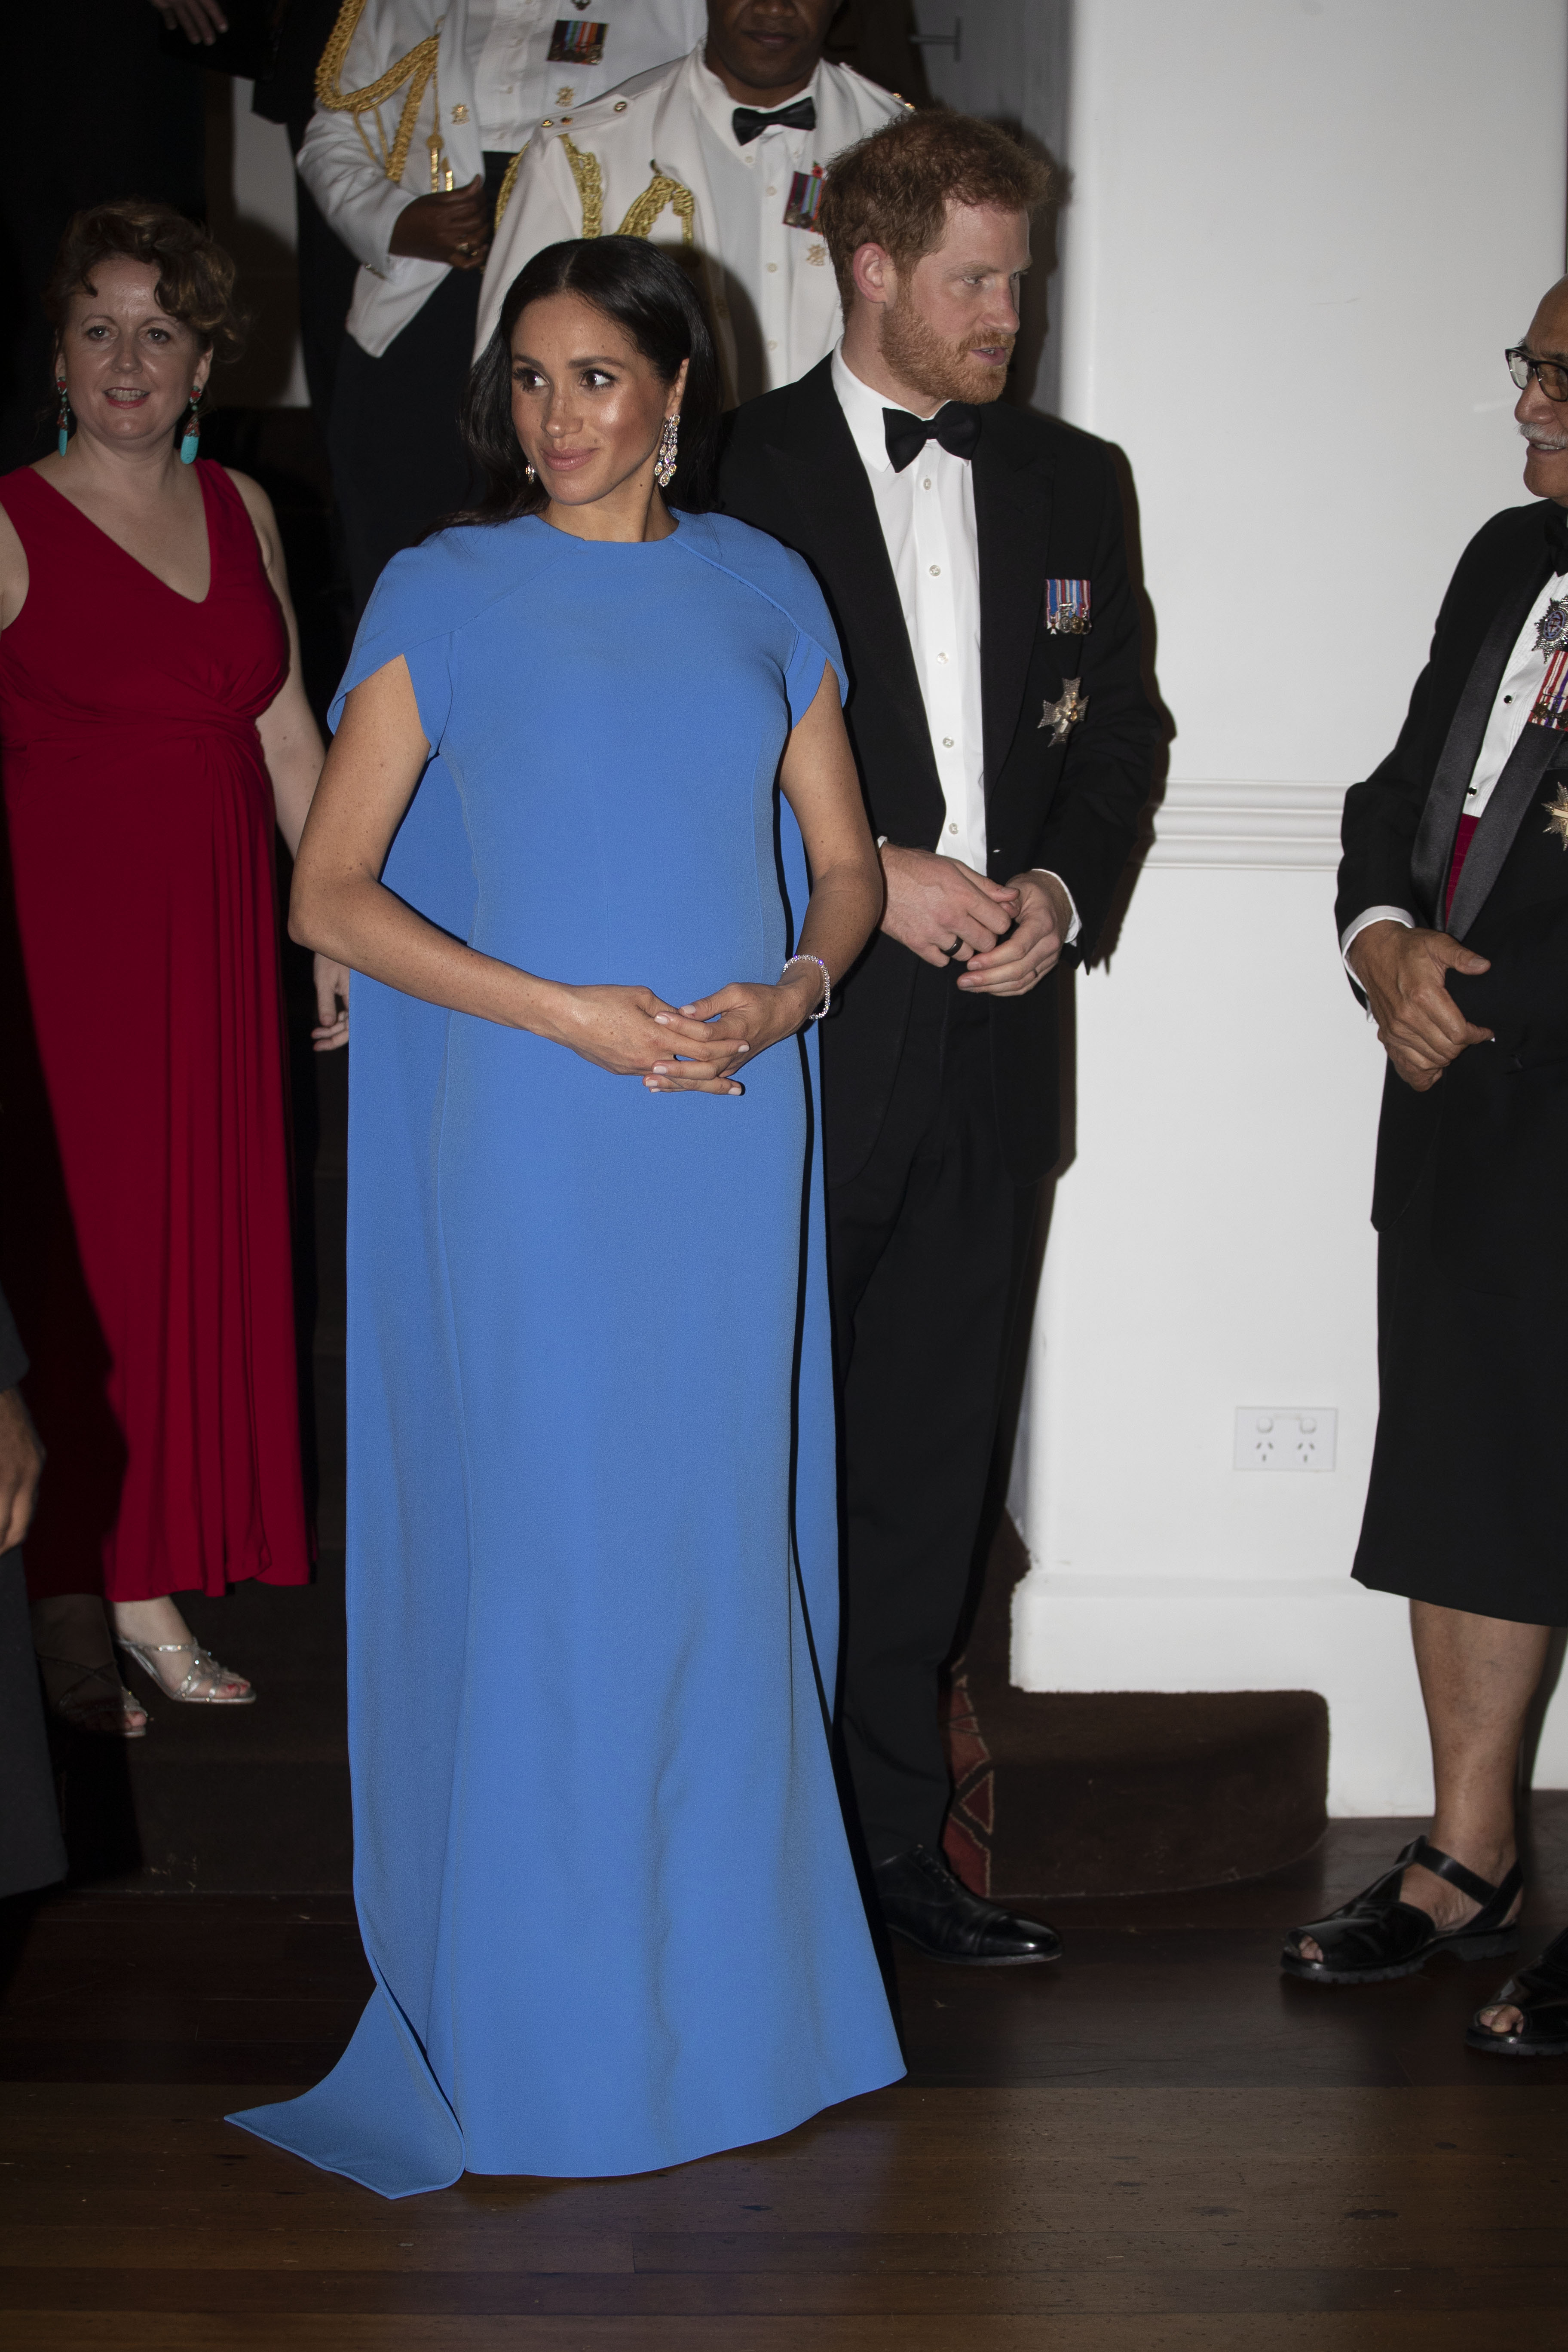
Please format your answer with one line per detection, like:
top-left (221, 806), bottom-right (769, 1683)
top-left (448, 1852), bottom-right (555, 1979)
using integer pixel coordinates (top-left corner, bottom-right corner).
top-left (1283, 276), bottom-right (1568, 2052)
top-left (718, 112), bottom-right (1157, 1964)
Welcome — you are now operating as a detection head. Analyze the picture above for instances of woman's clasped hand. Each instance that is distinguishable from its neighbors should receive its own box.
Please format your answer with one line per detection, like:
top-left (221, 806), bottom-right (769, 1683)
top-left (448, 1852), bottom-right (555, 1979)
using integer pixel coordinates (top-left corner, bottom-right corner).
top-left (537, 971), bottom-right (823, 1094)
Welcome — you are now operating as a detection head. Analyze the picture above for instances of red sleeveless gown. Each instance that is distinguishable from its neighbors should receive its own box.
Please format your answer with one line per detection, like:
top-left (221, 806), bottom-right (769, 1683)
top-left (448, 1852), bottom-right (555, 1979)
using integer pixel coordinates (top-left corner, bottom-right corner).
top-left (0, 461), bottom-right (309, 1600)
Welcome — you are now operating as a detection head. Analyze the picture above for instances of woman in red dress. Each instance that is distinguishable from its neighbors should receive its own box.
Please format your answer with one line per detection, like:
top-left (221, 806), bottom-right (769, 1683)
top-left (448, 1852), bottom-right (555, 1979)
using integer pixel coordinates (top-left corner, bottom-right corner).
top-left (0, 201), bottom-right (349, 1734)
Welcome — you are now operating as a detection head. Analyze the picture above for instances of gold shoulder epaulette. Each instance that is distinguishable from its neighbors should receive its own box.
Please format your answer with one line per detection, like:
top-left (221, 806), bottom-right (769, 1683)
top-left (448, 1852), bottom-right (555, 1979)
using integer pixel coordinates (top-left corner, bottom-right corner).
top-left (315, 0), bottom-right (441, 184)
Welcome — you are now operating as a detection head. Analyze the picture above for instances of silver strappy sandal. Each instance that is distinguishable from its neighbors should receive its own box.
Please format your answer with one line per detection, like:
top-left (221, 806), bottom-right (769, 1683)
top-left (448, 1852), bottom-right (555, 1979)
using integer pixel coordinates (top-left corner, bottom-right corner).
top-left (116, 1638), bottom-right (255, 1705)
top-left (37, 1652), bottom-right (149, 1736)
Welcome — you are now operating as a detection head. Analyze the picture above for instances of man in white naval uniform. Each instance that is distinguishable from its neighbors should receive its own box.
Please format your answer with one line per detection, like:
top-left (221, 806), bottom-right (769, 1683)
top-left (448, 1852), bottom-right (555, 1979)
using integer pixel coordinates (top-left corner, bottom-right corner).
top-left (476, 0), bottom-right (906, 407)
top-left (299, 0), bottom-right (702, 606)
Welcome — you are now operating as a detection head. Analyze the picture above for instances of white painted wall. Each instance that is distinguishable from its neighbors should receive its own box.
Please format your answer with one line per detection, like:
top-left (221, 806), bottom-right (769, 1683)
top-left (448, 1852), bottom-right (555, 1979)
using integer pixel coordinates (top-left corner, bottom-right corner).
top-left (207, 78), bottom-right (308, 408)
top-left (1002, 0), bottom-right (1568, 1813)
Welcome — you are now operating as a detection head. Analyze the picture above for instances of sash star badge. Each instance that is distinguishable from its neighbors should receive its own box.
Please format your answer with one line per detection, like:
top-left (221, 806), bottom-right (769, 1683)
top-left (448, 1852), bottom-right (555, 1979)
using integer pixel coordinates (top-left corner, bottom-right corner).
top-left (1039, 676), bottom-right (1088, 743)
top-left (1534, 596), bottom-right (1568, 655)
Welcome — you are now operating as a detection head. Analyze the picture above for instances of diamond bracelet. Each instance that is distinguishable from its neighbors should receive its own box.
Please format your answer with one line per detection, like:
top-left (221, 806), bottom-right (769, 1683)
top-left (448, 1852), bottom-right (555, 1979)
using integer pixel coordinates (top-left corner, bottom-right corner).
top-left (781, 953), bottom-right (831, 1020)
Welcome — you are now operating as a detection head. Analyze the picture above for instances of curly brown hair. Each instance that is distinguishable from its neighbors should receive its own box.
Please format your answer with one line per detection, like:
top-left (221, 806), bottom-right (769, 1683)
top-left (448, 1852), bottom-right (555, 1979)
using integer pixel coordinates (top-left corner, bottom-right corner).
top-left (44, 199), bottom-right (245, 364)
top-left (819, 113), bottom-right (1054, 311)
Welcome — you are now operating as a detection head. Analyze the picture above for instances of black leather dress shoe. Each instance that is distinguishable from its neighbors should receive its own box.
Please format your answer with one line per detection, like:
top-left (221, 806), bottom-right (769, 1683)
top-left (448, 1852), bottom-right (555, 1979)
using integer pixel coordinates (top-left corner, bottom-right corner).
top-left (873, 1844), bottom-right (1063, 1966)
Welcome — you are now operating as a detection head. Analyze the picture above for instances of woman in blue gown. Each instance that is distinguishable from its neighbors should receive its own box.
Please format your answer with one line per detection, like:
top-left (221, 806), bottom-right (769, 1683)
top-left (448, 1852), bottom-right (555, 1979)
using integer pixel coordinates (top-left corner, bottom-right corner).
top-left (228, 239), bottom-right (903, 2196)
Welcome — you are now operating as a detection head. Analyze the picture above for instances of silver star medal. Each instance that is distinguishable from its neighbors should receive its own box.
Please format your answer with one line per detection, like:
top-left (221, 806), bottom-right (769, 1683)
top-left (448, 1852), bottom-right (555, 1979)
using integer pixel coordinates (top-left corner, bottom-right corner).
top-left (1038, 675), bottom-right (1088, 743)
top-left (1534, 597), bottom-right (1568, 655)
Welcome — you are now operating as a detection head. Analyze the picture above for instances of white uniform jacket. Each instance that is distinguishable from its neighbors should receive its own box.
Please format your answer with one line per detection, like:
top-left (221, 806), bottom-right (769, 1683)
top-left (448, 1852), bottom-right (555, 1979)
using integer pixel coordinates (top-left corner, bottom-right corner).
top-left (299, 0), bottom-right (702, 359)
top-left (475, 43), bottom-right (906, 401)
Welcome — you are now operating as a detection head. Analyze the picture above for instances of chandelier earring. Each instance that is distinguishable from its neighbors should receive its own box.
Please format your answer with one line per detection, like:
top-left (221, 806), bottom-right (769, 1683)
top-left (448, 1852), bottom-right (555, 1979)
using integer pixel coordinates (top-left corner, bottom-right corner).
top-left (653, 410), bottom-right (680, 490)
top-left (55, 374), bottom-right (71, 458)
top-left (179, 394), bottom-right (202, 466)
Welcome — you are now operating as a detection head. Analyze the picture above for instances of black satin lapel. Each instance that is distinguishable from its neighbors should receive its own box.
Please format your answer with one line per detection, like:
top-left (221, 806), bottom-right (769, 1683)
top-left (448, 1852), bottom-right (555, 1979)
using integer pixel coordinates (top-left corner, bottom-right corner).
top-left (767, 426), bottom-right (932, 773)
top-left (1446, 723), bottom-right (1564, 938)
top-left (974, 435), bottom-right (1051, 785)
top-left (1410, 557), bottom-right (1551, 923)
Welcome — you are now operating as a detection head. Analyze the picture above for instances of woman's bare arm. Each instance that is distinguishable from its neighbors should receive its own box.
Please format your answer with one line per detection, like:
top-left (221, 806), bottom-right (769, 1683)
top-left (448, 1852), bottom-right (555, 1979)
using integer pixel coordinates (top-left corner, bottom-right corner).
top-left (644, 665), bottom-right (882, 1091)
top-left (0, 503), bottom-right (29, 632)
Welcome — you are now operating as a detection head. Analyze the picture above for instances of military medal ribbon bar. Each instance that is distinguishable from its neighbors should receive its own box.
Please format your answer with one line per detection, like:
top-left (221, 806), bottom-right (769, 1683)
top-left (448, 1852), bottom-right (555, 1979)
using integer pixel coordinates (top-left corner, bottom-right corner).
top-left (1044, 578), bottom-right (1091, 636)
top-left (548, 18), bottom-right (606, 65)
top-left (783, 165), bottom-right (825, 230)
top-left (1530, 646), bottom-right (1568, 731)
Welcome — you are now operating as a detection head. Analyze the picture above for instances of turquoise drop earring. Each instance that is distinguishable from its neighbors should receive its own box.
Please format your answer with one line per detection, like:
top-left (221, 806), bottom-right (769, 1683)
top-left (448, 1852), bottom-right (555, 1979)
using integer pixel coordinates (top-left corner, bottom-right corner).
top-left (55, 376), bottom-right (70, 457)
top-left (179, 396), bottom-right (201, 465)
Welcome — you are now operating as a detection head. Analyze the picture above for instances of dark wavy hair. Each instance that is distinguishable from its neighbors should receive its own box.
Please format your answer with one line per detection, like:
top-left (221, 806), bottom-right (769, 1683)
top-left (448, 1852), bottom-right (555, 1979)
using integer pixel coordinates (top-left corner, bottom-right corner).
top-left (456, 237), bottom-right (720, 523)
top-left (45, 199), bottom-right (245, 362)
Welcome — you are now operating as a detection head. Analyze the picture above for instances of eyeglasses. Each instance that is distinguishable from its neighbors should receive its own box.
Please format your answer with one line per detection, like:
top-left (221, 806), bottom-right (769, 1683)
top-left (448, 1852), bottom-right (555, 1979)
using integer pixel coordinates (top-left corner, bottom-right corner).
top-left (1507, 345), bottom-right (1568, 401)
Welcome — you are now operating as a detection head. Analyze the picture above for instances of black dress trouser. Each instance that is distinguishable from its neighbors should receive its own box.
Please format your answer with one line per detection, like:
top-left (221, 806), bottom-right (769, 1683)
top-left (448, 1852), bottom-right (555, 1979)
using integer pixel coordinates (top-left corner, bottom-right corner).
top-left (828, 962), bottom-right (1039, 1866)
top-left (328, 152), bottom-right (512, 617)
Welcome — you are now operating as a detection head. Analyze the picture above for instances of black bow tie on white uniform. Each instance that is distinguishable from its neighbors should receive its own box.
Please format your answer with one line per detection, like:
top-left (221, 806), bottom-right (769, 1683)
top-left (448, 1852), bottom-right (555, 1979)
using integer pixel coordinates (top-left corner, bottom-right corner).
top-left (882, 403), bottom-right (982, 472)
top-left (732, 95), bottom-right (816, 144)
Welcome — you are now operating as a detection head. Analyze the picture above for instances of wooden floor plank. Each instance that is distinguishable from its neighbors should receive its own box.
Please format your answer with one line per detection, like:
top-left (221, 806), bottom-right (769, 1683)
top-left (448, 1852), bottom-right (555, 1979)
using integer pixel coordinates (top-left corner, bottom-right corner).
top-left (14, 2310), bottom-right (1568, 2350)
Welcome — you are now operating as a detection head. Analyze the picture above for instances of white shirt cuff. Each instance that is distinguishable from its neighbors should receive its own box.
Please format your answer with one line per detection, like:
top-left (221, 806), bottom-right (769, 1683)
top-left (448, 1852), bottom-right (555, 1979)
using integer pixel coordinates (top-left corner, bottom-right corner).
top-left (1340, 904), bottom-right (1414, 972)
top-left (1032, 869), bottom-right (1082, 945)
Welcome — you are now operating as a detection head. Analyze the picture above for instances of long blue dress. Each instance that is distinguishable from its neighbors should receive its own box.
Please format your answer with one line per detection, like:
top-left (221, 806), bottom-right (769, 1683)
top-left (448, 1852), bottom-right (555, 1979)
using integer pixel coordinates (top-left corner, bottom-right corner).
top-left (228, 510), bottom-right (903, 2196)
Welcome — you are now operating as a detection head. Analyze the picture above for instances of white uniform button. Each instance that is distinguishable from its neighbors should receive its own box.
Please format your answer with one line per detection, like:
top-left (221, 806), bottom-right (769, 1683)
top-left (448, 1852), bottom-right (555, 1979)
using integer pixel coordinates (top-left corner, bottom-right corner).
top-left (937, 651), bottom-right (947, 663)
top-left (766, 261), bottom-right (778, 273)
top-left (766, 339), bottom-right (777, 351)
top-left (922, 476), bottom-right (932, 488)
top-left (766, 185), bottom-right (776, 196)
top-left (949, 822), bottom-right (958, 833)
top-left (943, 737), bottom-right (954, 748)
top-left (929, 564), bottom-right (940, 576)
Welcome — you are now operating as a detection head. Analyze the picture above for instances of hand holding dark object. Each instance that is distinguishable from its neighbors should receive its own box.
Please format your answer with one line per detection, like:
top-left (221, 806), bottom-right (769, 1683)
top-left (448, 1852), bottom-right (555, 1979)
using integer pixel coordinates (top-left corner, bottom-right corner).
top-left (0, 1385), bottom-right (43, 1555)
top-left (389, 179), bottom-right (492, 270)
top-left (150, 0), bottom-right (229, 44)
top-left (1347, 919), bottom-right (1493, 1093)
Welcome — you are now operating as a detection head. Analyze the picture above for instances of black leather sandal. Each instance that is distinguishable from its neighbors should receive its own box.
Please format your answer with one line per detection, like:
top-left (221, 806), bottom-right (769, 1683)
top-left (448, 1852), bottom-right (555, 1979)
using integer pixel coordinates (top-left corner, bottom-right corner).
top-left (1281, 1836), bottom-right (1522, 1985)
top-left (1466, 1927), bottom-right (1568, 2057)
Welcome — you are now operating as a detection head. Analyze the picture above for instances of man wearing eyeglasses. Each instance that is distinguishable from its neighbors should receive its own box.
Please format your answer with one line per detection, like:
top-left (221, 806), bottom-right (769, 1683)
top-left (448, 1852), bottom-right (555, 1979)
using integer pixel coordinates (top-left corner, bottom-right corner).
top-left (1281, 278), bottom-right (1568, 2058)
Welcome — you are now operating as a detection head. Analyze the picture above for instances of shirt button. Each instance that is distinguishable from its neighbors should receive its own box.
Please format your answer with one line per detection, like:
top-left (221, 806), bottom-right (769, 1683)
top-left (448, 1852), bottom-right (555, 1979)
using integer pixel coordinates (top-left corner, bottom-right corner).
top-left (1505, 693), bottom-right (1513, 703)
top-left (949, 822), bottom-right (958, 833)
top-left (937, 651), bottom-right (947, 663)
top-left (766, 339), bottom-right (777, 351)
top-left (766, 186), bottom-right (776, 196)
top-left (943, 737), bottom-right (954, 747)
top-left (929, 564), bottom-right (940, 576)
top-left (922, 477), bottom-right (932, 489)
top-left (766, 261), bottom-right (778, 273)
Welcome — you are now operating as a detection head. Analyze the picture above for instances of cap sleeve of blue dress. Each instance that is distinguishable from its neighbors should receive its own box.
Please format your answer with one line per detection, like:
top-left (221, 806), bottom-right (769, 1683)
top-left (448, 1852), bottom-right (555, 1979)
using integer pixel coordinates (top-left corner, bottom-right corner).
top-left (781, 551), bottom-right (848, 726)
top-left (677, 514), bottom-right (847, 725)
top-left (327, 541), bottom-right (456, 751)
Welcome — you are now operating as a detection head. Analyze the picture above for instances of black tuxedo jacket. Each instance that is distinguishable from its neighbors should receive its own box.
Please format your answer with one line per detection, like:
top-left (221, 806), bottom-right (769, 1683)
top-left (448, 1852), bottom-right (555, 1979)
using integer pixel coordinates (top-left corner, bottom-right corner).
top-left (1337, 499), bottom-right (1568, 1296)
top-left (717, 360), bottom-right (1158, 1186)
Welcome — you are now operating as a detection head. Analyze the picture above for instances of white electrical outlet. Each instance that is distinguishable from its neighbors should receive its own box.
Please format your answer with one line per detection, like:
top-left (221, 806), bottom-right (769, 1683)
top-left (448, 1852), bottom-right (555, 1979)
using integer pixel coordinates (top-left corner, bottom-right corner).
top-left (1234, 1408), bottom-right (1337, 1472)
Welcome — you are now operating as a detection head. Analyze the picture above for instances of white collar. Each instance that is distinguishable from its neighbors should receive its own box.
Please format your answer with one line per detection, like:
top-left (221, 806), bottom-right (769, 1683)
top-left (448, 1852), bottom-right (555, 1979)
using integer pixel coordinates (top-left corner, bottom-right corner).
top-left (692, 51), bottom-right (824, 156)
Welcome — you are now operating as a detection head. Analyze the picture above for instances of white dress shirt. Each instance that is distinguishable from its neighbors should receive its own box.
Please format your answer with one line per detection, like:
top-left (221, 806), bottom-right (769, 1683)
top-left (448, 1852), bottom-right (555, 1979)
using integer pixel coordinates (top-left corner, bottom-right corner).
top-left (1341, 570), bottom-right (1565, 963)
top-left (690, 57), bottom-right (829, 405)
top-left (830, 347), bottom-right (1081, 936)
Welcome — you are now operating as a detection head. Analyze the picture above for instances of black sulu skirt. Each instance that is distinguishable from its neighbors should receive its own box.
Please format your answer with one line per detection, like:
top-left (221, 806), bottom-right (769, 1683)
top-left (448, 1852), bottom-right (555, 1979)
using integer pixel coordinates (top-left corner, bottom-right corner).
top-left (1353, 1149), bottom-right (1568, 1626)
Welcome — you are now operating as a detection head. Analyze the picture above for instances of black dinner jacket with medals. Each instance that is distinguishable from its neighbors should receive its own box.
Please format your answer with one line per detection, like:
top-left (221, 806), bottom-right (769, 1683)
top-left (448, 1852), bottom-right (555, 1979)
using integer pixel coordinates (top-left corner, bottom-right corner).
top-left (717, 358), bottom-right (1159, 1188)
top-left (1337, 499), bottom-right (1568, 1297)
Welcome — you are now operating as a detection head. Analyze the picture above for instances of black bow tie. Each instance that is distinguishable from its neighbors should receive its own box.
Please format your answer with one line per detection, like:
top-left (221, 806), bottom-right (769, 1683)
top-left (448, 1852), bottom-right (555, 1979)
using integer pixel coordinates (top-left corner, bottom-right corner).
top-left (732, 95), bottom-right (816, 145)
top-left (1547, 500), bottom-right (1568, 576)
top-left (882, 403), bottom-right (981, 473)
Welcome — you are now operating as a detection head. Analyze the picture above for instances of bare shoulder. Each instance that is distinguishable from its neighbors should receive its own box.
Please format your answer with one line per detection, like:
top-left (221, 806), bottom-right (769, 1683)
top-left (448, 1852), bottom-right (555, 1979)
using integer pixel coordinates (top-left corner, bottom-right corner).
top-left (221, 466), bottom-right (281, 563)
top-left (0, 495), bottom-right (30, 631)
